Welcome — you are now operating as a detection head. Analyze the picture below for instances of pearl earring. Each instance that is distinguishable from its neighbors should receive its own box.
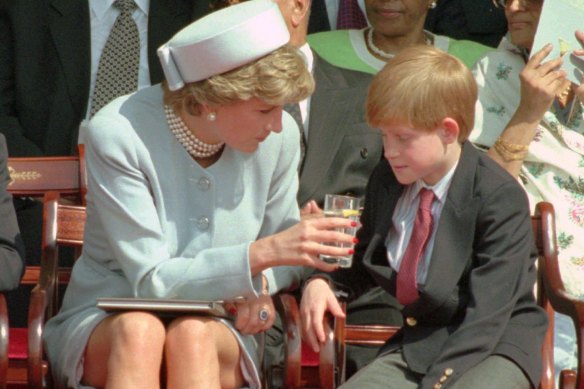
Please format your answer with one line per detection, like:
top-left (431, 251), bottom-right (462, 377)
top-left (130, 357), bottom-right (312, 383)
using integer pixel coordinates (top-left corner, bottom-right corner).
top-left (429, 0), bottom-right (437, 8)
top-left (207, 112), bottom-right (217, 122)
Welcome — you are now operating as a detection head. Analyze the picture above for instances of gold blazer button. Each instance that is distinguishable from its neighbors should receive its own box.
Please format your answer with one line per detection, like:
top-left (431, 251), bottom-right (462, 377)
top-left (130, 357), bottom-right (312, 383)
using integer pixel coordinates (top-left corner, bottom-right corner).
top-left (406, 317), bottom-right (417, 326)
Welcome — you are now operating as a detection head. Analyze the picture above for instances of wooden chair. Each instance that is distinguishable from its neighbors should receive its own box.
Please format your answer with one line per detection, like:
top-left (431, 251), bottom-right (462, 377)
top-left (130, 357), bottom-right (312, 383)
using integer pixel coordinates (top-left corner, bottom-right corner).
top-left (27, 191), bottom-right (86, 389)
top-left (2, 153), bottom-right (85, 389)
top-left (0, 295), bottom-right (8, 389)
top-left (536, 202), bottom-right (584, 389)
top-left (281, 201), bottom-right (575, 389)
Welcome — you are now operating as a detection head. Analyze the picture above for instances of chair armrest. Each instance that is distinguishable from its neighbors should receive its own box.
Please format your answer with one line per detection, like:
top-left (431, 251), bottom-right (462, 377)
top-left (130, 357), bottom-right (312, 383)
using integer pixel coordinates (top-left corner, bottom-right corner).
top-left (320, 301), bottom-right (399, 389)
top-left (0, 293), bottom-right (8, 388)
top-left (27, 285), bottom-right (48, 389)
top-left (319, 306), bottom-right (342, 389)
top-left (274, 293), bottom-right (302, 388)
top-left (535, 202), bottom-right (582, 389)
top-left (560, 369), bottom-right (577, 389)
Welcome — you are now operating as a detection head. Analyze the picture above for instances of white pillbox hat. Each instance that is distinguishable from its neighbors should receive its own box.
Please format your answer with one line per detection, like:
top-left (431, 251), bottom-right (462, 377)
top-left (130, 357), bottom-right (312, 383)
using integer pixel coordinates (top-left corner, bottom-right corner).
top-left (157, 0), bottom-right (290, 91)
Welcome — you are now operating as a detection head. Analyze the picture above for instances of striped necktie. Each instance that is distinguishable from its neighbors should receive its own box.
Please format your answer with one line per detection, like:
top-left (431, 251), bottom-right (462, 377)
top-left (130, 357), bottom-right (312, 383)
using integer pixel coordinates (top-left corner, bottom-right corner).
top-left (396, 188), bottom-right (436, 305)
top-left (90, 0), bottom-right (140, 117)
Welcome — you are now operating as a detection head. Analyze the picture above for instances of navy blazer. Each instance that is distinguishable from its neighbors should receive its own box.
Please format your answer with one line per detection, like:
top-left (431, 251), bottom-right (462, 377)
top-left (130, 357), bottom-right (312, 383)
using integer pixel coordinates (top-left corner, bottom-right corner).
top-left (324, 142), bottom-right (547, 388)
top-left (0, 0), bottom-right (198, 157)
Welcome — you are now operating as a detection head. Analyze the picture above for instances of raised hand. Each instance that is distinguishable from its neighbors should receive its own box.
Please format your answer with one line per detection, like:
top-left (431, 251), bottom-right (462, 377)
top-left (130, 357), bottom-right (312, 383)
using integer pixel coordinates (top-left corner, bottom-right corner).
top-left (516, 43), bottom-right (568, 122)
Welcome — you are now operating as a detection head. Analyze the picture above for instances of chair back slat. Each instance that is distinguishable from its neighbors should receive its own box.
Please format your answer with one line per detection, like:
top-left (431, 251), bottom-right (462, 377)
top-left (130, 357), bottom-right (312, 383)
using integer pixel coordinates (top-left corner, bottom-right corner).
top-left (7, 157), bottom-right (81, 198)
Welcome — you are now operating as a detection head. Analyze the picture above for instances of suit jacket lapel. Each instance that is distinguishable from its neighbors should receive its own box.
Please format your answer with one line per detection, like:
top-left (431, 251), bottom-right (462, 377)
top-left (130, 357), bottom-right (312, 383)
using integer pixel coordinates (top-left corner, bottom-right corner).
top-left (299, 54), bottom-right (366, 204)
top-left (49, 0), bottom-right (91, 115)
top-left (406, 142), bottom-right (482, 315)
top-left (363, 162), bottom-right (403, 283)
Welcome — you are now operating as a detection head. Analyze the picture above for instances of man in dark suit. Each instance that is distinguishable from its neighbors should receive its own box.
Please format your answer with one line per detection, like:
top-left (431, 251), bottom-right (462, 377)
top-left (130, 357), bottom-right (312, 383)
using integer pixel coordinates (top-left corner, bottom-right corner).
top-left (424, 0), bottom-right (507, 48)
top-left (0, 134), bottom-right (25, 292)
top-left (0, 0), bottom-right (201, 326)
top-left (301, 45), bottom-right (547, 388)
top-left (0, 0), bottom-right (202, 157)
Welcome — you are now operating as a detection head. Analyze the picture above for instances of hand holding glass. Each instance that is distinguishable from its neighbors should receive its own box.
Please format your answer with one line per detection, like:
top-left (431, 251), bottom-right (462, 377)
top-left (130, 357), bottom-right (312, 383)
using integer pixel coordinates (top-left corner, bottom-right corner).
top-left (320, 194), bottom-right (360, 268)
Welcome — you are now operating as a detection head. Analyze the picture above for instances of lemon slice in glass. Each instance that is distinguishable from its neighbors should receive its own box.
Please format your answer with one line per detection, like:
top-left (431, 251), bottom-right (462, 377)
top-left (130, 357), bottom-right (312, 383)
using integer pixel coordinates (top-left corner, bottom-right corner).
top-left (342, 209), bottom-right (360, 217)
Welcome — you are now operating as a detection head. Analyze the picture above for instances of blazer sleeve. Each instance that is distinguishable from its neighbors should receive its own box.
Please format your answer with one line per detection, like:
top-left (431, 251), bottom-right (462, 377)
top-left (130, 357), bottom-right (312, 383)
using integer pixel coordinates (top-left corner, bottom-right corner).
top-left (420, 180), bottom-right (538, 388)
top-left (0, 134), bottom-right (25, 291)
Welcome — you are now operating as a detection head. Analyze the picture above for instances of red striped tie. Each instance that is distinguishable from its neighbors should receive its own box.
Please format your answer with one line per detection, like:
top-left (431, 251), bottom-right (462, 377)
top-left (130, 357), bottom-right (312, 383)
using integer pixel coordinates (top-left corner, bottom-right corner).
top-left (396, 188), bottom-right (435, 305)
top-left (336, 0), bottom-right (368, 30)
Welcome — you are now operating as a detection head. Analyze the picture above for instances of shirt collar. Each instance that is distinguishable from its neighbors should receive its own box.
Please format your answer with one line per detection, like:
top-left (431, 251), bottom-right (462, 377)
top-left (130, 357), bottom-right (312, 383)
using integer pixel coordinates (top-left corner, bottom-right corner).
top-left (298, 43), bottom-right (314, 74)
top-left (90, 0), bottom-right (149, 20)
top-left (410, 161), bottom-right (458, 206)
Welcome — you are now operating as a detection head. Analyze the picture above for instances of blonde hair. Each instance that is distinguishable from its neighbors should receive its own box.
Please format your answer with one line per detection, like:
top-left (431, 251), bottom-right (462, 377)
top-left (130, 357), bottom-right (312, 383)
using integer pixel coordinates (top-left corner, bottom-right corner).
top-left (162, 44), bottom-right (314, 115)
top-left (366, 45), bottom-right (477, 142)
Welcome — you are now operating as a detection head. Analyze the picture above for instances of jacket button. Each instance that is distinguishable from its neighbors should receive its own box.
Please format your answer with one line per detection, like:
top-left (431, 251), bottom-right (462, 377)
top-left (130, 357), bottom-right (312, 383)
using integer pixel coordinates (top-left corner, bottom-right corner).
top-left (197, 216), bottom-right (210, 230)
top-left (444, 368), bottom-right (453, 376)
top-left (197, 177), bottom-right (211, 191)
top-left (439, 376), bottom-right (447, 383)
top-left (434, 384), bottom-right (442, 389)
top-left (406, 317), bottom-right (417, 326)
top-left (360, 148), bottom-right (369, 159)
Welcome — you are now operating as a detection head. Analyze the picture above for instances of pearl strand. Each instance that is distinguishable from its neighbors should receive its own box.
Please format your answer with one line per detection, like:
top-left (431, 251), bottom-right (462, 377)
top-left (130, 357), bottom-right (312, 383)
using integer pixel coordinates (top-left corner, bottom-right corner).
top-left (164, 105), bottom-right (224, 159)
top-left (367, 28), bottom-right (394, 60)
top-left (366, 28), bottom-right (432, 60)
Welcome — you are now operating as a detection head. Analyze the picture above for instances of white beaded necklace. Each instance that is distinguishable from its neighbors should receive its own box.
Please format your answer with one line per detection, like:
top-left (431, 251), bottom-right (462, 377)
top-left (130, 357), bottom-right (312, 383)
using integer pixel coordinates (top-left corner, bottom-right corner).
top-left (164, 105), bottom-right (224, 159)
top-left (366, 28), bottom-right (432, 60)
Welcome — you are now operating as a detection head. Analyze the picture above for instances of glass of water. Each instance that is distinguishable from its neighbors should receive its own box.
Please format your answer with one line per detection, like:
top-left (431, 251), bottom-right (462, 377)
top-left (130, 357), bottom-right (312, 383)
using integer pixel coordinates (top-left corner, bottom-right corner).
top-left (320, 194), bottom-right (360, 268)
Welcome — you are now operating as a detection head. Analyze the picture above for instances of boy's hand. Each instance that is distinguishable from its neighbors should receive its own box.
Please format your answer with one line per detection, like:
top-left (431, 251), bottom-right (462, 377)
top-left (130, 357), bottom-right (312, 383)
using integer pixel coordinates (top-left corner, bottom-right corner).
top-left (300, 278), bottom-right (345, 352)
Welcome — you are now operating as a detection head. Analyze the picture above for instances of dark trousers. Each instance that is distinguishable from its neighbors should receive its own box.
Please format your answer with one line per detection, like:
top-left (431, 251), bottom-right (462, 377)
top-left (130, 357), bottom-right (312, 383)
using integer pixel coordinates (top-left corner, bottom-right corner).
top-left (342, 352), bottom-right (530, 389)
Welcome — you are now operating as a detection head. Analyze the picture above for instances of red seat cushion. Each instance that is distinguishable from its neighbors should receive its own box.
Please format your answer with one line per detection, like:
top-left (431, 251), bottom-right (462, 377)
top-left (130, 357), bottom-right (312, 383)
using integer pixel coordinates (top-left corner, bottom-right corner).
top-left (301, 340), bottom-right (319, 367)
top-left (8, 327), bottom-right (28, 360)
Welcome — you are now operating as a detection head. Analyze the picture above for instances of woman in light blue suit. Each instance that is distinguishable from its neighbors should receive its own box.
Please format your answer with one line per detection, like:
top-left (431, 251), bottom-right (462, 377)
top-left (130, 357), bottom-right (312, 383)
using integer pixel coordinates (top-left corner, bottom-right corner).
top-left (43, 2), bottom-right (356, 388)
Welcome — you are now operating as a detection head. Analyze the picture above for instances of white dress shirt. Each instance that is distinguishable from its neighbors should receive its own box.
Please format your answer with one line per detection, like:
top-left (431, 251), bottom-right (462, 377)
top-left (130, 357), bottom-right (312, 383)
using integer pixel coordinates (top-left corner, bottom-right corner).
top-left (297, 43), bottom-right (314, 140)
top-left (385, 162), bottom-right (458, 285)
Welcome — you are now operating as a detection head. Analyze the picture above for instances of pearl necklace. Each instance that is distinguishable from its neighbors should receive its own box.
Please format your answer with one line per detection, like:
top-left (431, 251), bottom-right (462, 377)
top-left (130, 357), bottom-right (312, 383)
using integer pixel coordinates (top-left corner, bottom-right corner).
top-left (164, 105), bottom-right (224, 159)
top-left (366, 28), bottom-right (432, 60)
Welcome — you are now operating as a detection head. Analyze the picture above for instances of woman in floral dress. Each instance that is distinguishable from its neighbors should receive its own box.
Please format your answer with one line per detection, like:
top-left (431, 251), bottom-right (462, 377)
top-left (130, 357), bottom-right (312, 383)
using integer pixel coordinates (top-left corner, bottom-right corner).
top-left (470, 0), bottom-right (584, 377)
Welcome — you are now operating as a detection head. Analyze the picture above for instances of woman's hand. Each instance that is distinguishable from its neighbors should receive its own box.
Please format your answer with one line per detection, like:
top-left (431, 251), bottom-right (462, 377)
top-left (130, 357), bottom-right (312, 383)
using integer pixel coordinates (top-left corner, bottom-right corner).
top-left (249, 217), bottom-right (359, 273)
top-left (516, 43), bottom-right (568, 123)
top-left (300, 278), bottom-right (345, 352)
top-left (227, 294), bottom-right (275, 335)
top-left (573, 30), bottom-right (584, 102)
top-left (300, 200), bottom-right (323, 220)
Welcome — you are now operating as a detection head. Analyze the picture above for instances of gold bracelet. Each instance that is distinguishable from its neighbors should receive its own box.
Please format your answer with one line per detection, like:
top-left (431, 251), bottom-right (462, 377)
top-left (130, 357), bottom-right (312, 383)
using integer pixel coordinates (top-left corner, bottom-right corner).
top-left (493, 137), bottom-right (529, 162)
